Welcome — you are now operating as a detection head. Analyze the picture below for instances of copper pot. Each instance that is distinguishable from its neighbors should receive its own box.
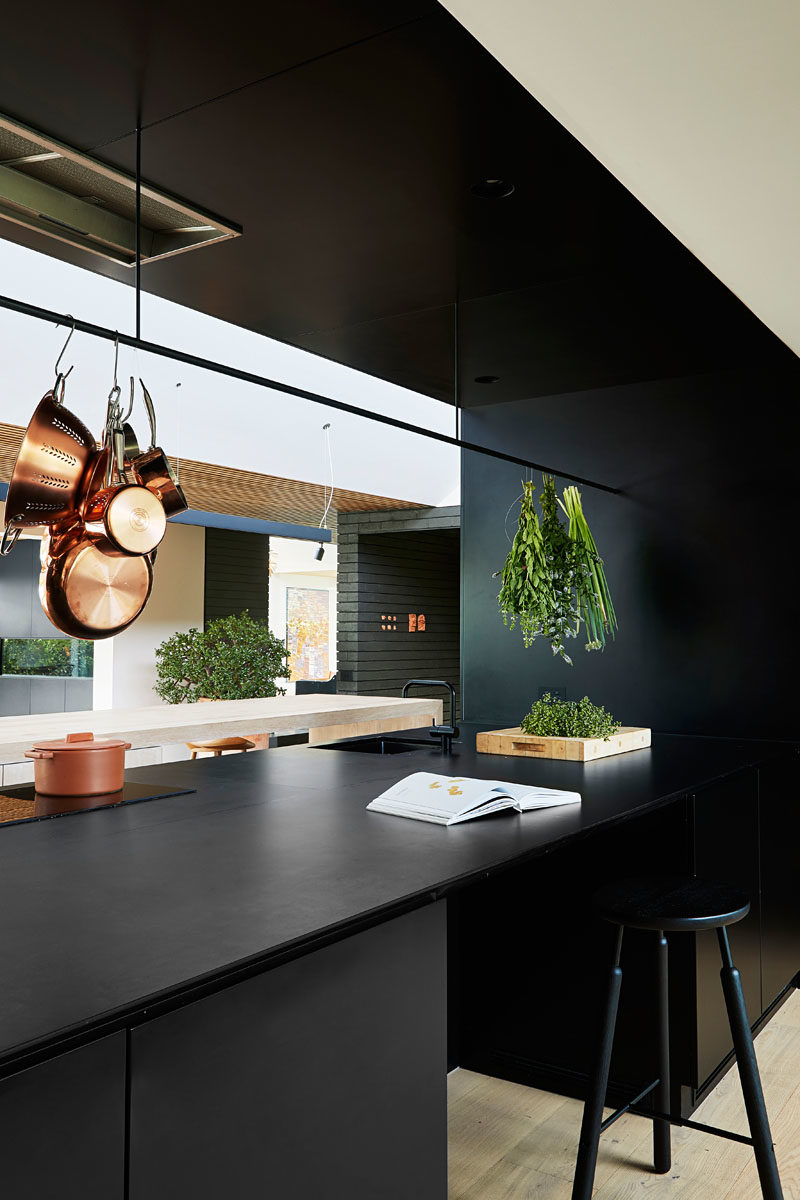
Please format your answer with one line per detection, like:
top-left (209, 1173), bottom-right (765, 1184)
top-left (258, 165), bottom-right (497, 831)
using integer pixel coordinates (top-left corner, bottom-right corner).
top-left (129, 380), bottom-right (188, 516)
top-left (39, 526), bottom-right (154, 640)
top-left (130, 447), bottom-right (188, 516)
top-left (2, 385), bottom-right (96, 553)
top-left (83, 481), bottom-right (166, 555)
top-left (24, 731), bottom-right (131, 796)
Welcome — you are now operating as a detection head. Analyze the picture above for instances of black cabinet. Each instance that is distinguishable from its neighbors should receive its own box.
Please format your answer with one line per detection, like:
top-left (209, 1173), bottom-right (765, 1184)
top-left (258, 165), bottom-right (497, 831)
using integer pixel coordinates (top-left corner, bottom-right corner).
top-left (453, 758), bottom-right (799, 1115)
top-left (691, 770), bottom-right (761, 1090)
top-left (0, 1033), bottom-right (125, 1199)
top-left (760, 749), bottom-right (800, 1008)
top-left (451, 800), bottom-right (692, 1105)
top-left (129, 903), bottom-right (447, 1200)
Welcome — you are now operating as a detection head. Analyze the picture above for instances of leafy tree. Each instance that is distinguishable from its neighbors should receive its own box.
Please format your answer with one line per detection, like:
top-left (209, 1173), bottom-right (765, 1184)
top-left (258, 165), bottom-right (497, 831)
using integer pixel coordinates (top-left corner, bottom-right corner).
top-left (1, 637), bottom-right (93, 677)
top-left (154, 611), bottom-right (290, 704)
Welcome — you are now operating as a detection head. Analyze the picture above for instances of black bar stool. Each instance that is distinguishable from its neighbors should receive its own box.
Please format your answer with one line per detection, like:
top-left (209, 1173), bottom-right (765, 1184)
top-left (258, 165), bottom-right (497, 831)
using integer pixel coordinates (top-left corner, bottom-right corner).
top-left (572, 875), bottom-right (783, 1200)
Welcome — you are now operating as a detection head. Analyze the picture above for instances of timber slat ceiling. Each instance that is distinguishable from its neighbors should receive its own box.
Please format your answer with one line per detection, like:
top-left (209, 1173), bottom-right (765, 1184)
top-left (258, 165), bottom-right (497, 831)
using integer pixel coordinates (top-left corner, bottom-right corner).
top-left (0, 422), bottom-right (422, 535)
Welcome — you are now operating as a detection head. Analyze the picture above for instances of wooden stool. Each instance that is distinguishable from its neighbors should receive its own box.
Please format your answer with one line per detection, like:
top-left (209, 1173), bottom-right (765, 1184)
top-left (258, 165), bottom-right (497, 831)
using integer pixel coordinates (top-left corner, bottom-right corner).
top-left (573, 875), bottom-right (783, 1200)
top-left (186, 737), bottom-right (256, 760)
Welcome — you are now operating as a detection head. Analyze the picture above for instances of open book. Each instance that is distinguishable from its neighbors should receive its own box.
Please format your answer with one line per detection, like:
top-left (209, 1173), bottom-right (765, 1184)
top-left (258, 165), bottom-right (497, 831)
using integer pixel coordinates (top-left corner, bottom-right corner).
top-left (366, 771), bottom-right (581, 826)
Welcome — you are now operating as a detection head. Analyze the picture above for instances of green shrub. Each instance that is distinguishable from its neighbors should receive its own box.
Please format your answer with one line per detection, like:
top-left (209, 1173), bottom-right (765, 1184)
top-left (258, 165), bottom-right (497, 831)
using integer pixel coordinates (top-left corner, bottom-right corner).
top-left (154, 611), bottom-right (290, 704)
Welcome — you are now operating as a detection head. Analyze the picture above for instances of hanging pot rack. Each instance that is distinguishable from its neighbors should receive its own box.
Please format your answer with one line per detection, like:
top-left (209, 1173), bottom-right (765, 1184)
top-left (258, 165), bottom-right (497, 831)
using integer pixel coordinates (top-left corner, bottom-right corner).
top-left (0, 291), bottom-right (621, 498)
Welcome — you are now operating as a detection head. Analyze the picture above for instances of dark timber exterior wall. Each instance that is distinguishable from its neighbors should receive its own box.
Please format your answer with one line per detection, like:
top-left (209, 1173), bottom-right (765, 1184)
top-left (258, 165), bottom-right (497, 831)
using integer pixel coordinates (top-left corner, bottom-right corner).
top-left (204, 528), bottom-right (269, 627)
top-left (337, 507), bottom-right (460, 724)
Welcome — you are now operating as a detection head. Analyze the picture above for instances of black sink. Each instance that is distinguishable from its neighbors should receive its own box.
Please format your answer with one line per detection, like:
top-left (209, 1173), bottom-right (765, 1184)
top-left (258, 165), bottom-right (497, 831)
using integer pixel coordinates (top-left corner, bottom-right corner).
top-left (313, 736), bottom-right (432, 755)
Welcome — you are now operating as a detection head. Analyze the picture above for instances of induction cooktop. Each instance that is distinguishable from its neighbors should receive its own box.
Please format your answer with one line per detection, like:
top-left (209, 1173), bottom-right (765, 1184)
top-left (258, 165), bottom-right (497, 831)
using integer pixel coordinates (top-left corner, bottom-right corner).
top-left (0, 780), bottom-right (195, 828)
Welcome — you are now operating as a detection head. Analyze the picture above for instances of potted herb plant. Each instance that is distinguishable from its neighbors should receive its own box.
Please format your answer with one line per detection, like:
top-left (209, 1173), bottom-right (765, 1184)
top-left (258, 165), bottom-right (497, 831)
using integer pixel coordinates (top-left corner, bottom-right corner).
top-left (520, 692), bottom-right (620, 740)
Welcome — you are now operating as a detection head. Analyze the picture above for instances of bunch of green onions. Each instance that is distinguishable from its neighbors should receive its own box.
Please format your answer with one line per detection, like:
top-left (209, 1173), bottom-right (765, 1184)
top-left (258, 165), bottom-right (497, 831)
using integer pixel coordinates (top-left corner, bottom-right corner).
top-left (558, 485), bottom-right (617, 650)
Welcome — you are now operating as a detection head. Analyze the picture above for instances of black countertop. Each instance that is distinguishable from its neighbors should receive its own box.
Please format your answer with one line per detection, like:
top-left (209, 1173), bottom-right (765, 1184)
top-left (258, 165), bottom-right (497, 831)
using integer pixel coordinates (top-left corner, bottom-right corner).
top-left (0, 726), bottom-right (793, 1069)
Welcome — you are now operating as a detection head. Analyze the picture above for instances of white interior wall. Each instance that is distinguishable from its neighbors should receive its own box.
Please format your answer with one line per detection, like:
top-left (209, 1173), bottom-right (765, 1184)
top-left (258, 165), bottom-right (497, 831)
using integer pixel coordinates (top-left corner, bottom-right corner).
top-left (440, 0), bottom-right (800, 359)
top-left (0, 240), bottom-right (460, 507)
top-left (93, 522), bottom-right (205, 711)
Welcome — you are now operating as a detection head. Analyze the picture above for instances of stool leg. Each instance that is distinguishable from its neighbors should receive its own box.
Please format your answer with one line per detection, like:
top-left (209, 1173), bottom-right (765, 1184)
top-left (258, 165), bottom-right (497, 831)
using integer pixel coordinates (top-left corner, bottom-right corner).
top-left (653, 931), bottom-right (671, 1173)
top-left (572, 927), bottom-right (624, 1200)
top-left (717, 928), bottom-right (783, 1200)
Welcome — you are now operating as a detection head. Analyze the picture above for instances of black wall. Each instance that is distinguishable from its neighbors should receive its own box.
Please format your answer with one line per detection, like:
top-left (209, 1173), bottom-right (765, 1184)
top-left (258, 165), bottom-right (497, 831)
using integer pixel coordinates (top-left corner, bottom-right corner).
top-left (203, 529), bottom-right (269, 628)
top-left (461, 353), bottom-right (800, 738)
top-left (338, 527), bottom-right (460, 723)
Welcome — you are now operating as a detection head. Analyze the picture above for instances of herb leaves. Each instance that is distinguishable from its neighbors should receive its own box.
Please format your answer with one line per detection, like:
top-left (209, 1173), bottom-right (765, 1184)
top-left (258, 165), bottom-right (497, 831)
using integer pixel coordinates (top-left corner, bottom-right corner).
top-left (520, 692), bottom-right (620, 740)
top-left (497, 476), bottom-right (617, 663)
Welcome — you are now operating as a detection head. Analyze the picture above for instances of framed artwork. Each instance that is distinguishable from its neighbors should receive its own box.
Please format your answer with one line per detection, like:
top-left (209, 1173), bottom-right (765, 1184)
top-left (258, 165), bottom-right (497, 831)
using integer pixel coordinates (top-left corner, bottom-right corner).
top-left (286, 587), bottom-right (330, 681)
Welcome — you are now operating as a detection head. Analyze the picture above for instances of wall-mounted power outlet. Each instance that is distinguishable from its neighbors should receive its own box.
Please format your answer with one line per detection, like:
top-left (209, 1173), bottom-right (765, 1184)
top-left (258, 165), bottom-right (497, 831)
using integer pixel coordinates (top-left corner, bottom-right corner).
top-left (539, 685), bottom-right (566, 701)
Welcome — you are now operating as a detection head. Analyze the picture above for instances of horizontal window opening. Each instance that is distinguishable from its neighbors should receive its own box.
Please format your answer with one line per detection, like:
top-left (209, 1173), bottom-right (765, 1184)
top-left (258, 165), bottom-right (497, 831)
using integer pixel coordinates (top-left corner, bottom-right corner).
top-left (0, 636), bottom-right (94, 678)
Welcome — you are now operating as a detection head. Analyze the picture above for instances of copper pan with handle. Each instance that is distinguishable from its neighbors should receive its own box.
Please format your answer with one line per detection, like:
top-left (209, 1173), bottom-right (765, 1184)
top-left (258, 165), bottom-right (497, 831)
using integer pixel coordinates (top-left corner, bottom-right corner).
top-left (129, 379), bottom-right (188, 516)
top-left (81, 413), bottom-right (167, 556)
top-left (38, 444), bottom-right (156, 640)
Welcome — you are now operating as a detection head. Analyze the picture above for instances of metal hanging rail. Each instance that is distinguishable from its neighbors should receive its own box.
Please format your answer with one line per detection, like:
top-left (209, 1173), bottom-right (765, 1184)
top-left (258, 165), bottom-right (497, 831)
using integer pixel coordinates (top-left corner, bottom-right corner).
top-left (0, 291), bottom-right (621, 496)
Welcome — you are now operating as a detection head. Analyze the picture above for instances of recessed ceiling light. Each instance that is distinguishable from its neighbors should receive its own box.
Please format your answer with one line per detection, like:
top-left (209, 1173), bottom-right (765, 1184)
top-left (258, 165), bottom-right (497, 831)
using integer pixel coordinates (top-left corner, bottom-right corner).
top-left (470, 178), bottom-right (515, 199)
top-left (474, 375), bottom-right (500, 384)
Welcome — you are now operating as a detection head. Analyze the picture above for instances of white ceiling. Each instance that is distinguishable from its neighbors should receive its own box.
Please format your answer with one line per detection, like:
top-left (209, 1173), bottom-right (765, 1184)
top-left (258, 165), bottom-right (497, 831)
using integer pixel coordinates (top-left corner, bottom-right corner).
top-left (440, 0), bottom-right (800, 358)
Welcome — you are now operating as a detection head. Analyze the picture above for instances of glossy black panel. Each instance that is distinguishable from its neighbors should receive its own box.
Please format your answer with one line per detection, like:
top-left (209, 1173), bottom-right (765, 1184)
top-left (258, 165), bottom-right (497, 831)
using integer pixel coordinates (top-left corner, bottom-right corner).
top-left (0, 1), bottom-right (436, 144)
top-left (760, 751), bottom-right (800, 1007)
top-left (129, 904), bottom-right (447, 1200)
top-left (461, 353), bottom-right (800, 738)
top-left (691, 771), bottom-right (761, 1089)
top-left (451, 801), bottom-right (693, 1108)
top-left (3, 0), bottom-right (770, 405)
top-left (0, 1033), bottom-right (125, 1199)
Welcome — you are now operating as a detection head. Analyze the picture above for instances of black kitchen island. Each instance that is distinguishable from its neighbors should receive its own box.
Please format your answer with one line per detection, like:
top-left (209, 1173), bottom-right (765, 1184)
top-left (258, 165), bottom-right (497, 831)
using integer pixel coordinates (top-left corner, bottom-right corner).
top-left (0, 729), bottom-right (797, 1199)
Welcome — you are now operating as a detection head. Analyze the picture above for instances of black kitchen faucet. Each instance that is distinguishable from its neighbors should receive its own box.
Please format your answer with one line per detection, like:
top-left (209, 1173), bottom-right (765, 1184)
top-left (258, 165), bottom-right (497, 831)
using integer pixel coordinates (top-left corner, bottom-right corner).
top-left (401, 679), bottom-right (460, 754)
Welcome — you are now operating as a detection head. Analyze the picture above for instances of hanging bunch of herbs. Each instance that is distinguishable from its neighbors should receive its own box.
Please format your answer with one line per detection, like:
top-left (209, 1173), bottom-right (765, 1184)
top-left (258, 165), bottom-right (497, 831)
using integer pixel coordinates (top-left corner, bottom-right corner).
top-left (496, 476), bottom-right (617, 664)
top-left (558, 485), bottom-right (617, 651)
top-left (496, 480), bottom-right (552, 650)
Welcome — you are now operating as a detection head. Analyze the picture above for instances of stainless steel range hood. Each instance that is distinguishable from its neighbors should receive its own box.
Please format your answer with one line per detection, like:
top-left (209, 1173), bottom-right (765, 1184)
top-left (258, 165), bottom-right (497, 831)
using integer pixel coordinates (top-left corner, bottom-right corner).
top-left (0, 113), bottom-right (242, 266)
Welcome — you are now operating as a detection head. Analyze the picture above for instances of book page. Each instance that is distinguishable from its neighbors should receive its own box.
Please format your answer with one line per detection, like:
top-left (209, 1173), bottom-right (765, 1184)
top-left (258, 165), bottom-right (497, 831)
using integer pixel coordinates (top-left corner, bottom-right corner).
top-left (370, 772), bottom-right (500, 819)
top-left (492, 781), bottom-right (581, 809)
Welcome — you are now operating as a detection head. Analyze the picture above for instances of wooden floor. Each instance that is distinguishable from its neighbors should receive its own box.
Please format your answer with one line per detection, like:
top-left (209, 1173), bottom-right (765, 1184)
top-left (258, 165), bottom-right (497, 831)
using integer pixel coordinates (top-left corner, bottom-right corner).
top-left (449, 989), bottom-right (800, 1199)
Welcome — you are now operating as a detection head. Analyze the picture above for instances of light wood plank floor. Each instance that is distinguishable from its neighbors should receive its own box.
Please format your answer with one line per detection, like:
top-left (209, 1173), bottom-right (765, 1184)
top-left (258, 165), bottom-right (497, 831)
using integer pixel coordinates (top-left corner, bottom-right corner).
top-left (449, 988), bottom-right (800, 1199)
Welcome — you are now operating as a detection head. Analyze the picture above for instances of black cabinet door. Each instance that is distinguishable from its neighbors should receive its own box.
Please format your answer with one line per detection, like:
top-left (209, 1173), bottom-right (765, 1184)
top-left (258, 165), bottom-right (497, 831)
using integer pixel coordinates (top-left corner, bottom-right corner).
top-left (692, 769), bottom-right (761, 1090)
top-left (0, 1032), bottom-right (126, 1199)
top-left (129, 903), bottom-right (447, 1200)
top-left (760, 750), bottom-right (800, 1007)
top-left (451, 801), bottom-right (692, 1103)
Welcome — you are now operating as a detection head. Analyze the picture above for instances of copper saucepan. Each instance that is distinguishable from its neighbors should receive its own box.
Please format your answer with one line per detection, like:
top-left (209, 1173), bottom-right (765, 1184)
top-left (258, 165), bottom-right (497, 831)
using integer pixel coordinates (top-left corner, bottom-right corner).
top-left (81, 437), bottom-right (167, 557)
top-left (129, 379), bottom-right (188, 516)
top-left (2, 379), bottom-right (96, 554)
top-left (83, 481), bottom-right (167, 555)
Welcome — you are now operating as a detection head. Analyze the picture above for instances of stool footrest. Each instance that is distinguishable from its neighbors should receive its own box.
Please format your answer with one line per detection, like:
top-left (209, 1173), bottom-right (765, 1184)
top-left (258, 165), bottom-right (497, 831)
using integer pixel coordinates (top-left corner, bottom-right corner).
top-left (629, 1107), bottom-right (756, 1149)
top-left (599, 1079), bottom-right (660, 1132)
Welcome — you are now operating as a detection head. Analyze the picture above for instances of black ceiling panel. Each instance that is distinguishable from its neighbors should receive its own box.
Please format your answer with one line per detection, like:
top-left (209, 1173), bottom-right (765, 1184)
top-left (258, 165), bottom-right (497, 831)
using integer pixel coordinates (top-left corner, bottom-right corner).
top-left (0, 0), bottom-right (779, 408)
top-left (0, 1), bottom-right (436, 145)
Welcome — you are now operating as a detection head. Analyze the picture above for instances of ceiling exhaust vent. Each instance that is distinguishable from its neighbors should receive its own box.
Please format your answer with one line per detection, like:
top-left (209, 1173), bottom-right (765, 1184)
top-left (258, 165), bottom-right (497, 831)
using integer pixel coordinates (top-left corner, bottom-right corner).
top-left (0, 113), bottom-right (242, 267)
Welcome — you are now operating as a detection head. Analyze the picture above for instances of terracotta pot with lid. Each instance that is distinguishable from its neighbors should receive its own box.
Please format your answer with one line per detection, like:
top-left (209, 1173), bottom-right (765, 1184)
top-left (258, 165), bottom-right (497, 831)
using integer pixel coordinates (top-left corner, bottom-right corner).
top-left (25, 731), bottom-right (131, 796)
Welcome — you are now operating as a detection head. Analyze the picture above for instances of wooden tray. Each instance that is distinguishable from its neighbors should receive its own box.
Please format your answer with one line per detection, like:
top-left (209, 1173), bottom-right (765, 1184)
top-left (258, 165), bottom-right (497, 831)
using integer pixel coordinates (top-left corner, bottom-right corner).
top-left (476, 726), bottom-right (651, 762)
